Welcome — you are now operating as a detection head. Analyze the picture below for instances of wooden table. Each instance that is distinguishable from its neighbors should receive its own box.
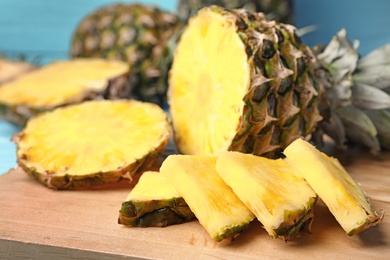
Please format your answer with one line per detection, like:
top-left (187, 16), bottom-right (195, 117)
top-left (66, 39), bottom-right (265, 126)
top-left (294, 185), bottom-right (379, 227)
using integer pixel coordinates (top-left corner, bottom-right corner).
top-left (1, 147), bottom-right (389, 259)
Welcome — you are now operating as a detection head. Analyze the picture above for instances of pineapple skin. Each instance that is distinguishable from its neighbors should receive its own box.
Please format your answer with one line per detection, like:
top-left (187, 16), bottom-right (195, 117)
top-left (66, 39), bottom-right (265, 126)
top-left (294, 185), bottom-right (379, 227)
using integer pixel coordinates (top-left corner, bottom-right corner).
top-left (169, 6), bottom-right (322, 158)
top-left (284, 138), bottom-right (384, 236)
top-left (0, 60), bottom-right (130, 127)
top-left (71, 3), bottom-right (183, 106)
top-left (119, 198), bottom-right (195, 227)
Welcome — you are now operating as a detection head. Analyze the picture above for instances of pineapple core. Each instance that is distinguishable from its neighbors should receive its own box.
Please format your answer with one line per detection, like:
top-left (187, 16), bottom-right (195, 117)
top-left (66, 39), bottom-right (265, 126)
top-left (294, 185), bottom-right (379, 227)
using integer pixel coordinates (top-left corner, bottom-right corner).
top-left (284, 139), bottom-right (384, 235)
top-left (0, 59), bottom-right (128, 107)
top-left (17, 100), bottom-right (169, 177)
top-left (168, 8), bottom-right (249, 155)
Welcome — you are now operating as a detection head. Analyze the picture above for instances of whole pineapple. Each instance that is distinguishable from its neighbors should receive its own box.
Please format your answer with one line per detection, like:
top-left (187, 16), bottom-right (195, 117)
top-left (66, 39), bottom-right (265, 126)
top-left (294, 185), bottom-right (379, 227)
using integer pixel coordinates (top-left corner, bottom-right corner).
top-left (71, 3), bottom-right (183, 106)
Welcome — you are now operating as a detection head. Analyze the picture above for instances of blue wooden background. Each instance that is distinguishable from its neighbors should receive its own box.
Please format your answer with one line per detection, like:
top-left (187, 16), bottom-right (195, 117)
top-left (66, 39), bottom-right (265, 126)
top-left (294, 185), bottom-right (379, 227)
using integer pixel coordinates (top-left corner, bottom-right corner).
top-left (1, 0), bottom-right (390, 174)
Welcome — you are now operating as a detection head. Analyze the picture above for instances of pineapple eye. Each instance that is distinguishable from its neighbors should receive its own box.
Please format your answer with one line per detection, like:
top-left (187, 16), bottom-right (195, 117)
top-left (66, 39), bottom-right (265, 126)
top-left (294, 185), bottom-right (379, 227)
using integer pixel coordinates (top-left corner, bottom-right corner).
top-left (262, 39), bottom-right (276, 59)
top-left (297, 57), bottom-right (306, 76)
top-left (278, 75), bottom-right (293, 95)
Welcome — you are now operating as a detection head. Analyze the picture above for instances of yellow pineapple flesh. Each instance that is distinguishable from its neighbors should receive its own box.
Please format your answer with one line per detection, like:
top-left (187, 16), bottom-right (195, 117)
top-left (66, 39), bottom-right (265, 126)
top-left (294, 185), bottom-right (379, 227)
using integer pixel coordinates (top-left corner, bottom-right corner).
top-left (14, 100), bottom-right (170, 190)
top-left (169, 8), bottom-right (250, 155)
top-left (160, 155), bottom-right (255, 241)
top-left (216, 151), bottom-right (317, 241)
top-left (284, 139), bottom-right (384, 235)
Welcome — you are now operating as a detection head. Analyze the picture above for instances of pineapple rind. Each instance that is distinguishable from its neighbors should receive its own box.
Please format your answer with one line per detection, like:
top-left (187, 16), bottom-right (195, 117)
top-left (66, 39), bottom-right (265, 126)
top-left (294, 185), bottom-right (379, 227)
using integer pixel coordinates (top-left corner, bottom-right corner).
top-left (160, 155), bottom-right (255, 242)
top-left (119, 198), bottom-right (195, 227)
top-left (216, 151), bottom-right (317, 241)
top-left (284, 138), bottom-right (384, 235)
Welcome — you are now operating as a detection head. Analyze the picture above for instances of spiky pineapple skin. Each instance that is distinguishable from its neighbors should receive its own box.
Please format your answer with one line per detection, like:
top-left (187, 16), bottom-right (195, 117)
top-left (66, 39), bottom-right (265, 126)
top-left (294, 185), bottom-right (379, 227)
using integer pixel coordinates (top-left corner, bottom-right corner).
top-left (170, 6), bottom-right (322, 158)
top-left (71, 3), bottom-right (183, 106)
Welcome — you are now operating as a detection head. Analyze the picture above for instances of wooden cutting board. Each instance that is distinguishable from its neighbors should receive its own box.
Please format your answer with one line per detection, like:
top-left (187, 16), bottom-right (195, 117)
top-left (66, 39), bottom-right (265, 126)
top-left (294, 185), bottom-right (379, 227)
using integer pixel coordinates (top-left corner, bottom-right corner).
top-left (0, 147), bottom-right (389, 259)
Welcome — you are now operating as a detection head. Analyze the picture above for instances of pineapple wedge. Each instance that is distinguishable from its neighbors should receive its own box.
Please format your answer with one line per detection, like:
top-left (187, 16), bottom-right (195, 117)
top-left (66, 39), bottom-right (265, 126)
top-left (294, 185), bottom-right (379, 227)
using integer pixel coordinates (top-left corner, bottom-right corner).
top-left (160, 155), bottom-right (255, 241)
top-left (14, 100), bottom-right (170, 190)
top-left (119, 171), bottom-right (195, 227)
top-left (0, 58), bottom-right (130, 126)
top-left (216, 151), bottom-right (317, 241)
top-left (284, 138), bottom-right (384, 235)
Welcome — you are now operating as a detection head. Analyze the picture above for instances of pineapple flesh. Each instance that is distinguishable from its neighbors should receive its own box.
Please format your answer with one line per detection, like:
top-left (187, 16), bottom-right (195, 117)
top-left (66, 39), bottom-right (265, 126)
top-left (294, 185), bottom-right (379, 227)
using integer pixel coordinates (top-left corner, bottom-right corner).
top-left (160, 155), bottom-right (255, 241)
top-left (0, 59), bottom-right (130, 127)
top-left (14, 100), bottom-right (170, 190)
top-left (284, 138), bottom-right (384, 235)
top-left (169, 6), bottom-right (321, 158)
top-left (118, 171), bottom-right (195, 227)
top-left (216, 151), bottom-right (317, 241)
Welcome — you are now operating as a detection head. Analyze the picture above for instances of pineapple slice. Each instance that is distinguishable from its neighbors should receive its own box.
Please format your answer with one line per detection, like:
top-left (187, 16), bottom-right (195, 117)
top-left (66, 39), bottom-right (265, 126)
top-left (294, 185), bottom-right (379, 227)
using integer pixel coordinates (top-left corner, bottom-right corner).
top-left (119, 171), bottom-right (195, 227)
top-left (14, 100), bottom-right (170, 190)
top-left (0, 58), bottom-right (130, 126)
top-left (216, 151), bottom-right (317, 241)
top-left (160, 155), bottom-right (255, 241)
top-left (284, 138), bottom-right (384, 235)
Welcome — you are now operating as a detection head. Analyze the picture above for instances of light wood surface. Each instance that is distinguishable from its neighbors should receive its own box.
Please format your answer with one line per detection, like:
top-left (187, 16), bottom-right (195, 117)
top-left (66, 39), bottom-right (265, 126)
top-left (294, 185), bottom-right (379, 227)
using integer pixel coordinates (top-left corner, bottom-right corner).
top-left (0, 148), bottom-right (389, 259)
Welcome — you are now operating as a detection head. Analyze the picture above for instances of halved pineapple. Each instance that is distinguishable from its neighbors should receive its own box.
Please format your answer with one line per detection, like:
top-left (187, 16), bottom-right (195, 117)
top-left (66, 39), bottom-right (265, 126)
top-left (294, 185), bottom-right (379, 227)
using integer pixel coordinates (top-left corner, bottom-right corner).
top-left (119, 171), bottom-right (195, 227)
top-left (160, 155), bottom-right (255, 241)
top-left (216, 151), bottom-right (317, 241)
top-left (14, 100), bottom-right (170, 190)
top-left (0, 58), bottom-right (130, 126)
top-left (168, 6), bottom-right (321, 158)
top-left (284, 138), bottom-right (384, 235)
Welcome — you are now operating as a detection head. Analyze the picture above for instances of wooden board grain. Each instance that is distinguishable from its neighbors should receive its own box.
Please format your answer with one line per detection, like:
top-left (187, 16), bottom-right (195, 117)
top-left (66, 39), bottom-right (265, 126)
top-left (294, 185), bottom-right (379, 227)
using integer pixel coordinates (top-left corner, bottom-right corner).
top-left (0, 149), bottom-right (389, 259)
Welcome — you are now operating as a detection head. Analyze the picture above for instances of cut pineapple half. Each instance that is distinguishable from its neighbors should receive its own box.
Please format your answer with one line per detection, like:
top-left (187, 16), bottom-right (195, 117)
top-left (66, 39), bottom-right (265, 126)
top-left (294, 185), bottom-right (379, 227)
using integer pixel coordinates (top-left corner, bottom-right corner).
top-left (119, 171), bottom-right (195, 227)
top-left (284, 138), bottom-right (384, 235)
top-left (168, 6), bottom-right (321, 158)
top-left (216, 151), bottom-right (317, 241)
top-left (0, 58), bottom-right (130, 126)
top-left (0, 58), bottom-right (36, 84)
top-left (14, 100), bottom-right (170, 190)
top-left (169, 7), bottom-right (249, 155)
top-left (160, 155), bottom-right (255, 241)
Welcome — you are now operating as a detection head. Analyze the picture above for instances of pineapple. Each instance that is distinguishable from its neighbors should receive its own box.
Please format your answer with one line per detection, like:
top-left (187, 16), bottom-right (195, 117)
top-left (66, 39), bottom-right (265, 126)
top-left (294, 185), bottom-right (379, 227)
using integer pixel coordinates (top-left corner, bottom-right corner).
top-left (177, 0), bottom-right (294, 24)
top-left (0, 59), bottom-right (130, 127)
top-left (169, 6), bottom-right (322, 158)
top-left (118, 171), bottom-right (195, 227)
top-left (0, 57), bottom-right (36, 85)
top-left (216, 151), bottom-right (317, 241)
top-left (71, 3), bottom-right (183, 106)
top-left (14, 100), bottom-right (170, 190)
top-left (284, 138), bottom-right (384, 235)
top-left (160, 155), bottom-right (255, 241)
